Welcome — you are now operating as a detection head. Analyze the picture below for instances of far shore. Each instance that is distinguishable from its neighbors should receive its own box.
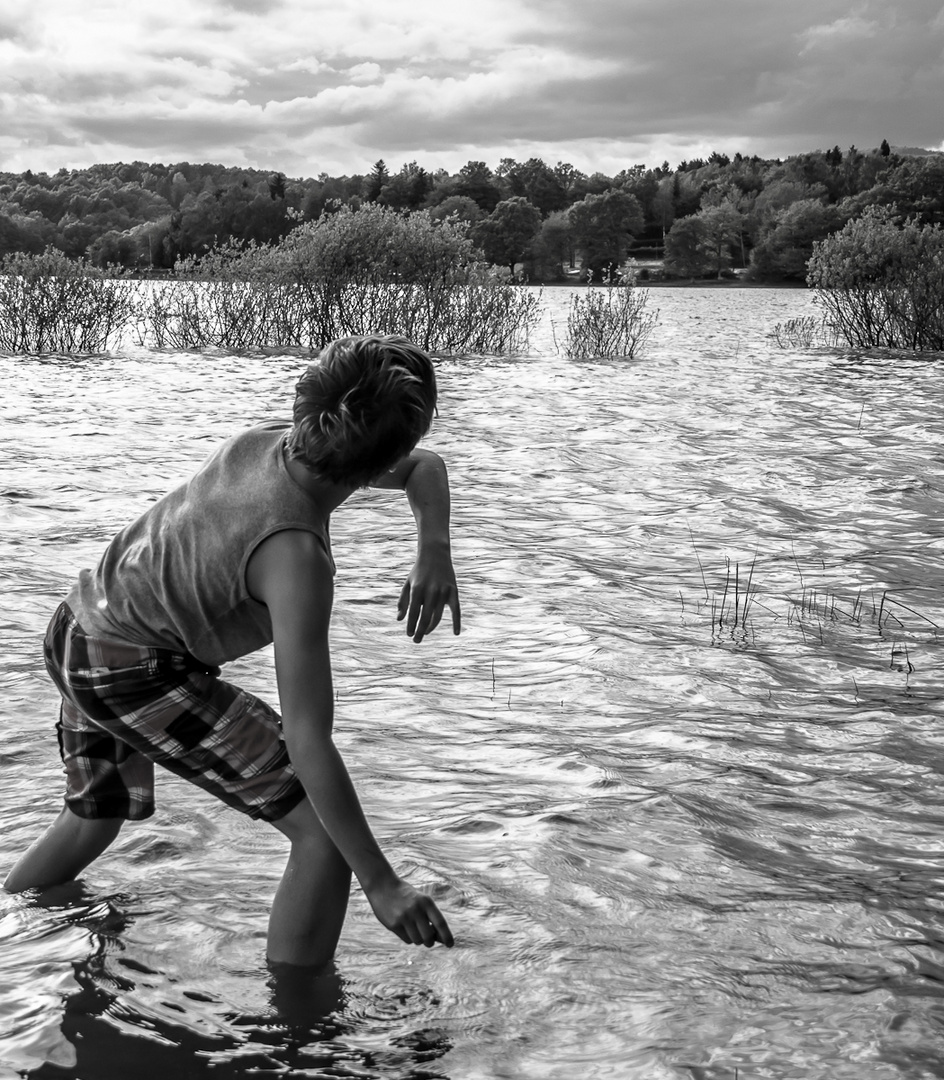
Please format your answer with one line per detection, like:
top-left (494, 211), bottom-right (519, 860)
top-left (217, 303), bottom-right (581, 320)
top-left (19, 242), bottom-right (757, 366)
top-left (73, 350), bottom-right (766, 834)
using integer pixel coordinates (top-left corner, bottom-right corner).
top-left (540, 276), bottom-right (807, 290)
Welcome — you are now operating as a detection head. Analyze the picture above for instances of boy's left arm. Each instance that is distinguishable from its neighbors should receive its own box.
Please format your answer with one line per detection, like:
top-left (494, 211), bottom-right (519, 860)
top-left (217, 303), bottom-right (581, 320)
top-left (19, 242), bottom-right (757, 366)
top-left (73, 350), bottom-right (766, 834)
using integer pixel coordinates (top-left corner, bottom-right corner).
top-left (370, 448), bottom-right (461, 642)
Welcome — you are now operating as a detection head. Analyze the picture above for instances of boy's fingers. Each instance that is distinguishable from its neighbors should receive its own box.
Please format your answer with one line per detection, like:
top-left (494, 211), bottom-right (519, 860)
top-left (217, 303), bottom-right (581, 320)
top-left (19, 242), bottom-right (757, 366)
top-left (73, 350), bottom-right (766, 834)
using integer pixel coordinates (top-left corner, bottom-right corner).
top-left (408, 590), bottom-right (435, 639)
top-left (403, 585), bottom-right (460, 642)
top-left (407, 594), bottom-right (422, 637)
top-left (397, 580), bottom-right (410, 620)
top-left (411, 598), bottom-right (448, 642)
top-left (423, 899), bottom-right (454, 947)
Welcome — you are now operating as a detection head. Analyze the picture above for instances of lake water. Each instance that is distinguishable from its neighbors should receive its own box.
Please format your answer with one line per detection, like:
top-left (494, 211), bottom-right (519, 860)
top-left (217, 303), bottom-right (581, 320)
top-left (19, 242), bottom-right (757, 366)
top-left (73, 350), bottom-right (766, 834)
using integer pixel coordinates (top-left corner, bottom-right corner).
top-left (3, 286), bottom-right (944, 1080)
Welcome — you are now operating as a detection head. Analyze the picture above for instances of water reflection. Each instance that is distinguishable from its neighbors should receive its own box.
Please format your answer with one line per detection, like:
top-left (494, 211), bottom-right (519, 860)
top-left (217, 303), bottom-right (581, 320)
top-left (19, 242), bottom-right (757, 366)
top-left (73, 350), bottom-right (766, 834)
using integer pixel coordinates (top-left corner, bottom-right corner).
top-left (3, 885), bottom-right (454, 1078)
top-left (4, 288), bottom-right (944, 1078)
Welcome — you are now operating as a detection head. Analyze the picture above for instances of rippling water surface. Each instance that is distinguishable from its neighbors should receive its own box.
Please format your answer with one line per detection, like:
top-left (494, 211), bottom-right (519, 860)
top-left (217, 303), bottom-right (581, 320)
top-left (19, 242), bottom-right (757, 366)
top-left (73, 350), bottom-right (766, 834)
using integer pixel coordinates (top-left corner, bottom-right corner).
top-left (4, 287), bottom-right (944, 1079)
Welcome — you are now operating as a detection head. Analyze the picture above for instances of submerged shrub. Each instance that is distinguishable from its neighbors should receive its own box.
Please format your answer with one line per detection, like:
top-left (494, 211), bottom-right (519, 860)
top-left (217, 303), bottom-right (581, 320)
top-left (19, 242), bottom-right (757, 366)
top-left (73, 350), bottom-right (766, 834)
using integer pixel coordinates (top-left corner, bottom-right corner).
top-left (137, 240), bottom-right (316, 350)
top-left (0, 249), bottom-right (140, 352)
top-left (273, 203), bottom-right (539, 352)
top-left (562, 265), bottom-right (658, 359)
top-left (138, 205), bottom-right (541, 354)
top-left (397, 270), bottom-right (541, 353)
top-left (807, 207), bottom-right (944, 351)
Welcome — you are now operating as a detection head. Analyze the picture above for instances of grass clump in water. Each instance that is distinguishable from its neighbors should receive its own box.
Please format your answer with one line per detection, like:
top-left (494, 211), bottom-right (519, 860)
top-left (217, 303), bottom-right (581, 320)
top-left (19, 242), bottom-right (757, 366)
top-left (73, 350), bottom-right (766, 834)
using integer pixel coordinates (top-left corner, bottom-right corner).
top-left (561, 264), bottom-right (658, 360)
top-left (770, 315), bottom-right (839, 349)
top-left (0, 249), bottom-right (140, 353)
top-left (688, 532), bottom-right (768, 643)
top-left (686, 533), bottom-right (940, 678)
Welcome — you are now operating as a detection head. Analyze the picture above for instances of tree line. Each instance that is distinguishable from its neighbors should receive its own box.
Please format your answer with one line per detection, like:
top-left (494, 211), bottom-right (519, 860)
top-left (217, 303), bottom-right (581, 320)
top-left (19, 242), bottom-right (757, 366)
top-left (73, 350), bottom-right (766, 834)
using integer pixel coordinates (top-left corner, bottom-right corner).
top-left (1, 143), bottom-right (943, 282)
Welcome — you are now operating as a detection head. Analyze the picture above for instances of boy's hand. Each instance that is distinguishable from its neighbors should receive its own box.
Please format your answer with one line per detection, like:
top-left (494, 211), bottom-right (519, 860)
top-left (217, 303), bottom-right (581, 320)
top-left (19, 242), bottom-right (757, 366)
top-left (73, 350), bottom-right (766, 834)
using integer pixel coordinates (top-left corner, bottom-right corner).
top-left (398, 549), bottom-right (461, 642)
top-left (366, 874), bottom-right (455, 948)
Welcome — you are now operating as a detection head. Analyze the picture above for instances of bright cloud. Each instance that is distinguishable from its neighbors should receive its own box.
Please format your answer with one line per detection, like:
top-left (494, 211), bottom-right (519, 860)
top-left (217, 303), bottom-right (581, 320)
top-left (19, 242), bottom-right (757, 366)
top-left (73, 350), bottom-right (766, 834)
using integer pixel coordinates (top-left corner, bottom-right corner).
top-left (798, 14), bottom-right (880, 55)
top-left (0, 0), bottom-right (941, 177)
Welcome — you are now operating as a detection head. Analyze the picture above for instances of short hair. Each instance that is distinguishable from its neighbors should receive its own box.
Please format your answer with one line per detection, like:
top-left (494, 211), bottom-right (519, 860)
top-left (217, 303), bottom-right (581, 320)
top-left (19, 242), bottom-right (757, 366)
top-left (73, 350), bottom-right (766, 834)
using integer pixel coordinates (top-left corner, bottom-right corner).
top-left (287, 335), bottom-right (438, 487)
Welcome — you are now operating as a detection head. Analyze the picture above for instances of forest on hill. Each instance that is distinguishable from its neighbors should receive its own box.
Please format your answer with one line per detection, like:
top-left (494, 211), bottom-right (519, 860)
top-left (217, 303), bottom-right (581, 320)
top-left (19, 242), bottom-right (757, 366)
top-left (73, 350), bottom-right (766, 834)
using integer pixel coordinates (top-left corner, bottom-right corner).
top-left (1, 144), bottom-right (943, 283)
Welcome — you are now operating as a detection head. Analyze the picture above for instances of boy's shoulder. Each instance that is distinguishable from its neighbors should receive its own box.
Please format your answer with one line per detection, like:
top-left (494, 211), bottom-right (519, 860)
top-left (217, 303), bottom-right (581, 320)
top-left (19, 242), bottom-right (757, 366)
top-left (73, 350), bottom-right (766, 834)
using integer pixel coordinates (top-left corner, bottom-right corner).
top-left (224, 419), bottom-right (292, 455)
top-left (197, 421), bottom-right (292, 481)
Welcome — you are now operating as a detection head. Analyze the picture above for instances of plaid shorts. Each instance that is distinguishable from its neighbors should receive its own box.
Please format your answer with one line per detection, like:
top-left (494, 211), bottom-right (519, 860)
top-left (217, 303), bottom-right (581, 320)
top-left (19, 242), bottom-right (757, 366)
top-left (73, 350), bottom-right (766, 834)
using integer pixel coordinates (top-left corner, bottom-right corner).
top-left (43, 602), bottom-right (306, 822)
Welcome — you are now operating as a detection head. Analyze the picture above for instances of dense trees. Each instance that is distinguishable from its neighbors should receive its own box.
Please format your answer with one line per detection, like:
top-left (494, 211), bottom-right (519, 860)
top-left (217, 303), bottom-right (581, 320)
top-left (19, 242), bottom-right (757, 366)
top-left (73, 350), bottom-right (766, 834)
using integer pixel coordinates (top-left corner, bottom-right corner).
top-left (568, 189), bottom-right (644, 278)
top-left (497, 158), bottom-right (570, 216)
top-left (440, 161), bottom-right (503, 213)
top-left (376, 161), bottom-right (433, 210)
top-left (1, 143), bottom-right (942, 282)
top-left (472, 197), bottom-right (543, 276)
top-left (0, 162), bottom-right (302, 268)
top-left (529, 210), bottom-right (576, 281)
top-left (750, 199), bottom-right (848, 281)
top-left (664, 216), bottom-right (711, 280)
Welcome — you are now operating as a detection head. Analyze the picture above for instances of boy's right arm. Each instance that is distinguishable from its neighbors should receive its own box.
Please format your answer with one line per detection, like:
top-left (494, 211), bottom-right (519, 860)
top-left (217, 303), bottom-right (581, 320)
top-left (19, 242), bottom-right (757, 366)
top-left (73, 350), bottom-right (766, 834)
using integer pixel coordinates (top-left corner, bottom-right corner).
top-left (247, 528), bottom-right (453, 949)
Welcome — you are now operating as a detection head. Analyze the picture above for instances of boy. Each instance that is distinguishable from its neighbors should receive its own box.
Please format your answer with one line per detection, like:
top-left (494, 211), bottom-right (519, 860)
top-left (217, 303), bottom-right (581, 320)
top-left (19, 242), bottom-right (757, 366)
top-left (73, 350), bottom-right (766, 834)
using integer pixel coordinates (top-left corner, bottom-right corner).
top-left (4, 334), bottom-right (459, 969)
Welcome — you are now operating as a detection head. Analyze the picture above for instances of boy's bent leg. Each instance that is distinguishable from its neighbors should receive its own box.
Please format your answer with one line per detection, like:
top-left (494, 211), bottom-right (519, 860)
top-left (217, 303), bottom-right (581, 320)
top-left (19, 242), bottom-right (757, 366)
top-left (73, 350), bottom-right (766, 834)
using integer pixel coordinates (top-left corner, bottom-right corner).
top-left (267, 798), bottom-right (352, 970)
top-left (4, 805), bottom-right (123, 892)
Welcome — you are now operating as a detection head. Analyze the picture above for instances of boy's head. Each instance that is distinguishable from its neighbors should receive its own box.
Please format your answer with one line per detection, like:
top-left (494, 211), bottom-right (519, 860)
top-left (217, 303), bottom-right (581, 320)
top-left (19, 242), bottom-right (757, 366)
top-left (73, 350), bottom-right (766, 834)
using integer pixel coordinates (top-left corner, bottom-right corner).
top-left (287, 335), bottom-right (438, 487)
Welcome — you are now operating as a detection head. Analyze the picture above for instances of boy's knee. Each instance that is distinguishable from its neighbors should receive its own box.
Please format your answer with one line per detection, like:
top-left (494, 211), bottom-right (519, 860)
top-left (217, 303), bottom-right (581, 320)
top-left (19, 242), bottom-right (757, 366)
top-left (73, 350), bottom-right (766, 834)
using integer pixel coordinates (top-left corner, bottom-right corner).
top-left (273, 802), bottom-right (345, 862)
top-left (3, 807), bottom-right (125, 893)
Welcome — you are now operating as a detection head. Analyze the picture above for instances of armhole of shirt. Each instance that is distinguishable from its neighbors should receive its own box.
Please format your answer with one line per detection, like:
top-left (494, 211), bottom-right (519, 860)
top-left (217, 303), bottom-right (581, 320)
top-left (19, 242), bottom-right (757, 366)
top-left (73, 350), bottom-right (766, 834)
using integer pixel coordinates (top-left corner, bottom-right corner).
top-left (239, 523), bottom-right (334, 599)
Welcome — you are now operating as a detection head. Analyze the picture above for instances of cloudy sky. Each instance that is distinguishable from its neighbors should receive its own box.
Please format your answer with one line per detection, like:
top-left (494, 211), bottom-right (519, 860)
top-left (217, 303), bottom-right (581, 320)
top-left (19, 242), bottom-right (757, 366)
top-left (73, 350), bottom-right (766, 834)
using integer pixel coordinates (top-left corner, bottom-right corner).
top-left (1, 0), bottom-right (942, 179)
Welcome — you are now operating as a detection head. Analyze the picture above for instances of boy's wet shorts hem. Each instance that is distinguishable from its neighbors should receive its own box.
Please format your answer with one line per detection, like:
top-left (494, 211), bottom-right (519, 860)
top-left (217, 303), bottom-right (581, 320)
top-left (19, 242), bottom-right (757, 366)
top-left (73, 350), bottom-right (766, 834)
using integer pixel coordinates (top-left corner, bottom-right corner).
top-left (44, 602), bottom-right (306, 823)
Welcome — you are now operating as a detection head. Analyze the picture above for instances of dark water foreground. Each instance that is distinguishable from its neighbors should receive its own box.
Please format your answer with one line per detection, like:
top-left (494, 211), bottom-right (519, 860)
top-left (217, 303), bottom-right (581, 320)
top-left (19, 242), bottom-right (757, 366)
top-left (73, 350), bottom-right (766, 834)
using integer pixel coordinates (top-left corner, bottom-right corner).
top-left (3, 289), bottom-right (944, 1079)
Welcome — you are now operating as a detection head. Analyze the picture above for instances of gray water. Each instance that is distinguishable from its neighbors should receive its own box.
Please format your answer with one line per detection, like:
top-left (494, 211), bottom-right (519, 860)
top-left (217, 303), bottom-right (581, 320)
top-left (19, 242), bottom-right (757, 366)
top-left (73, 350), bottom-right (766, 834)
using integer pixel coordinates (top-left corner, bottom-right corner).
top-left (3, 287), bottom-right (944, 1080)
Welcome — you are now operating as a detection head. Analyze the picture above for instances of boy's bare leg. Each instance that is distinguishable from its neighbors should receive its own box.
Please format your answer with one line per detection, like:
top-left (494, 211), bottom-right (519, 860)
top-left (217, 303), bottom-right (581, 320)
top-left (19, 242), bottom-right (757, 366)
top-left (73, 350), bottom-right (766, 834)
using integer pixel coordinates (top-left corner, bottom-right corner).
top-left (4, 805), bottom-right (123, 892)
top-left (268, 798), bottom-right (352, 970)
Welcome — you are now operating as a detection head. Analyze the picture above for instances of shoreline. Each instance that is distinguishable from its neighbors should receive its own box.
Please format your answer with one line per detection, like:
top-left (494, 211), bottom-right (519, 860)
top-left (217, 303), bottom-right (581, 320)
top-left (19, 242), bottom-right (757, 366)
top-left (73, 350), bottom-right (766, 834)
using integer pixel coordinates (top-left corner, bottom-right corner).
top-left (538, 277), bottom-right (808, 290)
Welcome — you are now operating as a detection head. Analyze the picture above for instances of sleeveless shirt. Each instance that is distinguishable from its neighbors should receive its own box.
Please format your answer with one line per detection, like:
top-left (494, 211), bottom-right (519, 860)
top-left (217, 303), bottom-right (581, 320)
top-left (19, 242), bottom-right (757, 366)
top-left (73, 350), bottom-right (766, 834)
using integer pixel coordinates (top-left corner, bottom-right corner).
top-left (66, 421), bottom-right (334, 666)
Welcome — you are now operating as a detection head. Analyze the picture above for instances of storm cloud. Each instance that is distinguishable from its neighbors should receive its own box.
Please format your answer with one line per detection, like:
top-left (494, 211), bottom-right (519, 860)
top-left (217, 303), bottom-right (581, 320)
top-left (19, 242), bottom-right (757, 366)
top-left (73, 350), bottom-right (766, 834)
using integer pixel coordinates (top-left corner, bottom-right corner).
top-left (0, 0), bottom-right (941, 176)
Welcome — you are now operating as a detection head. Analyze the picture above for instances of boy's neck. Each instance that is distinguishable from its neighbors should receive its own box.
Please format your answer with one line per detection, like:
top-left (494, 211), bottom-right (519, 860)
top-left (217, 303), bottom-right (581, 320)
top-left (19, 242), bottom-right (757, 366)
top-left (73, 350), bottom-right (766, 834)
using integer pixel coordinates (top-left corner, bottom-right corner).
top-left (283, 454), bottom-right (354, 514)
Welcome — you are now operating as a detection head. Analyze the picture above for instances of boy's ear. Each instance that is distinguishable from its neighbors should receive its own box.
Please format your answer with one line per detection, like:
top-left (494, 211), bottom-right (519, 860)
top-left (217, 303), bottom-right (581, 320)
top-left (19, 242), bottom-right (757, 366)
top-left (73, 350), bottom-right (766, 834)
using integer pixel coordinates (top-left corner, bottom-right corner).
top-left (367, 455), bottom-right (416, 490)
